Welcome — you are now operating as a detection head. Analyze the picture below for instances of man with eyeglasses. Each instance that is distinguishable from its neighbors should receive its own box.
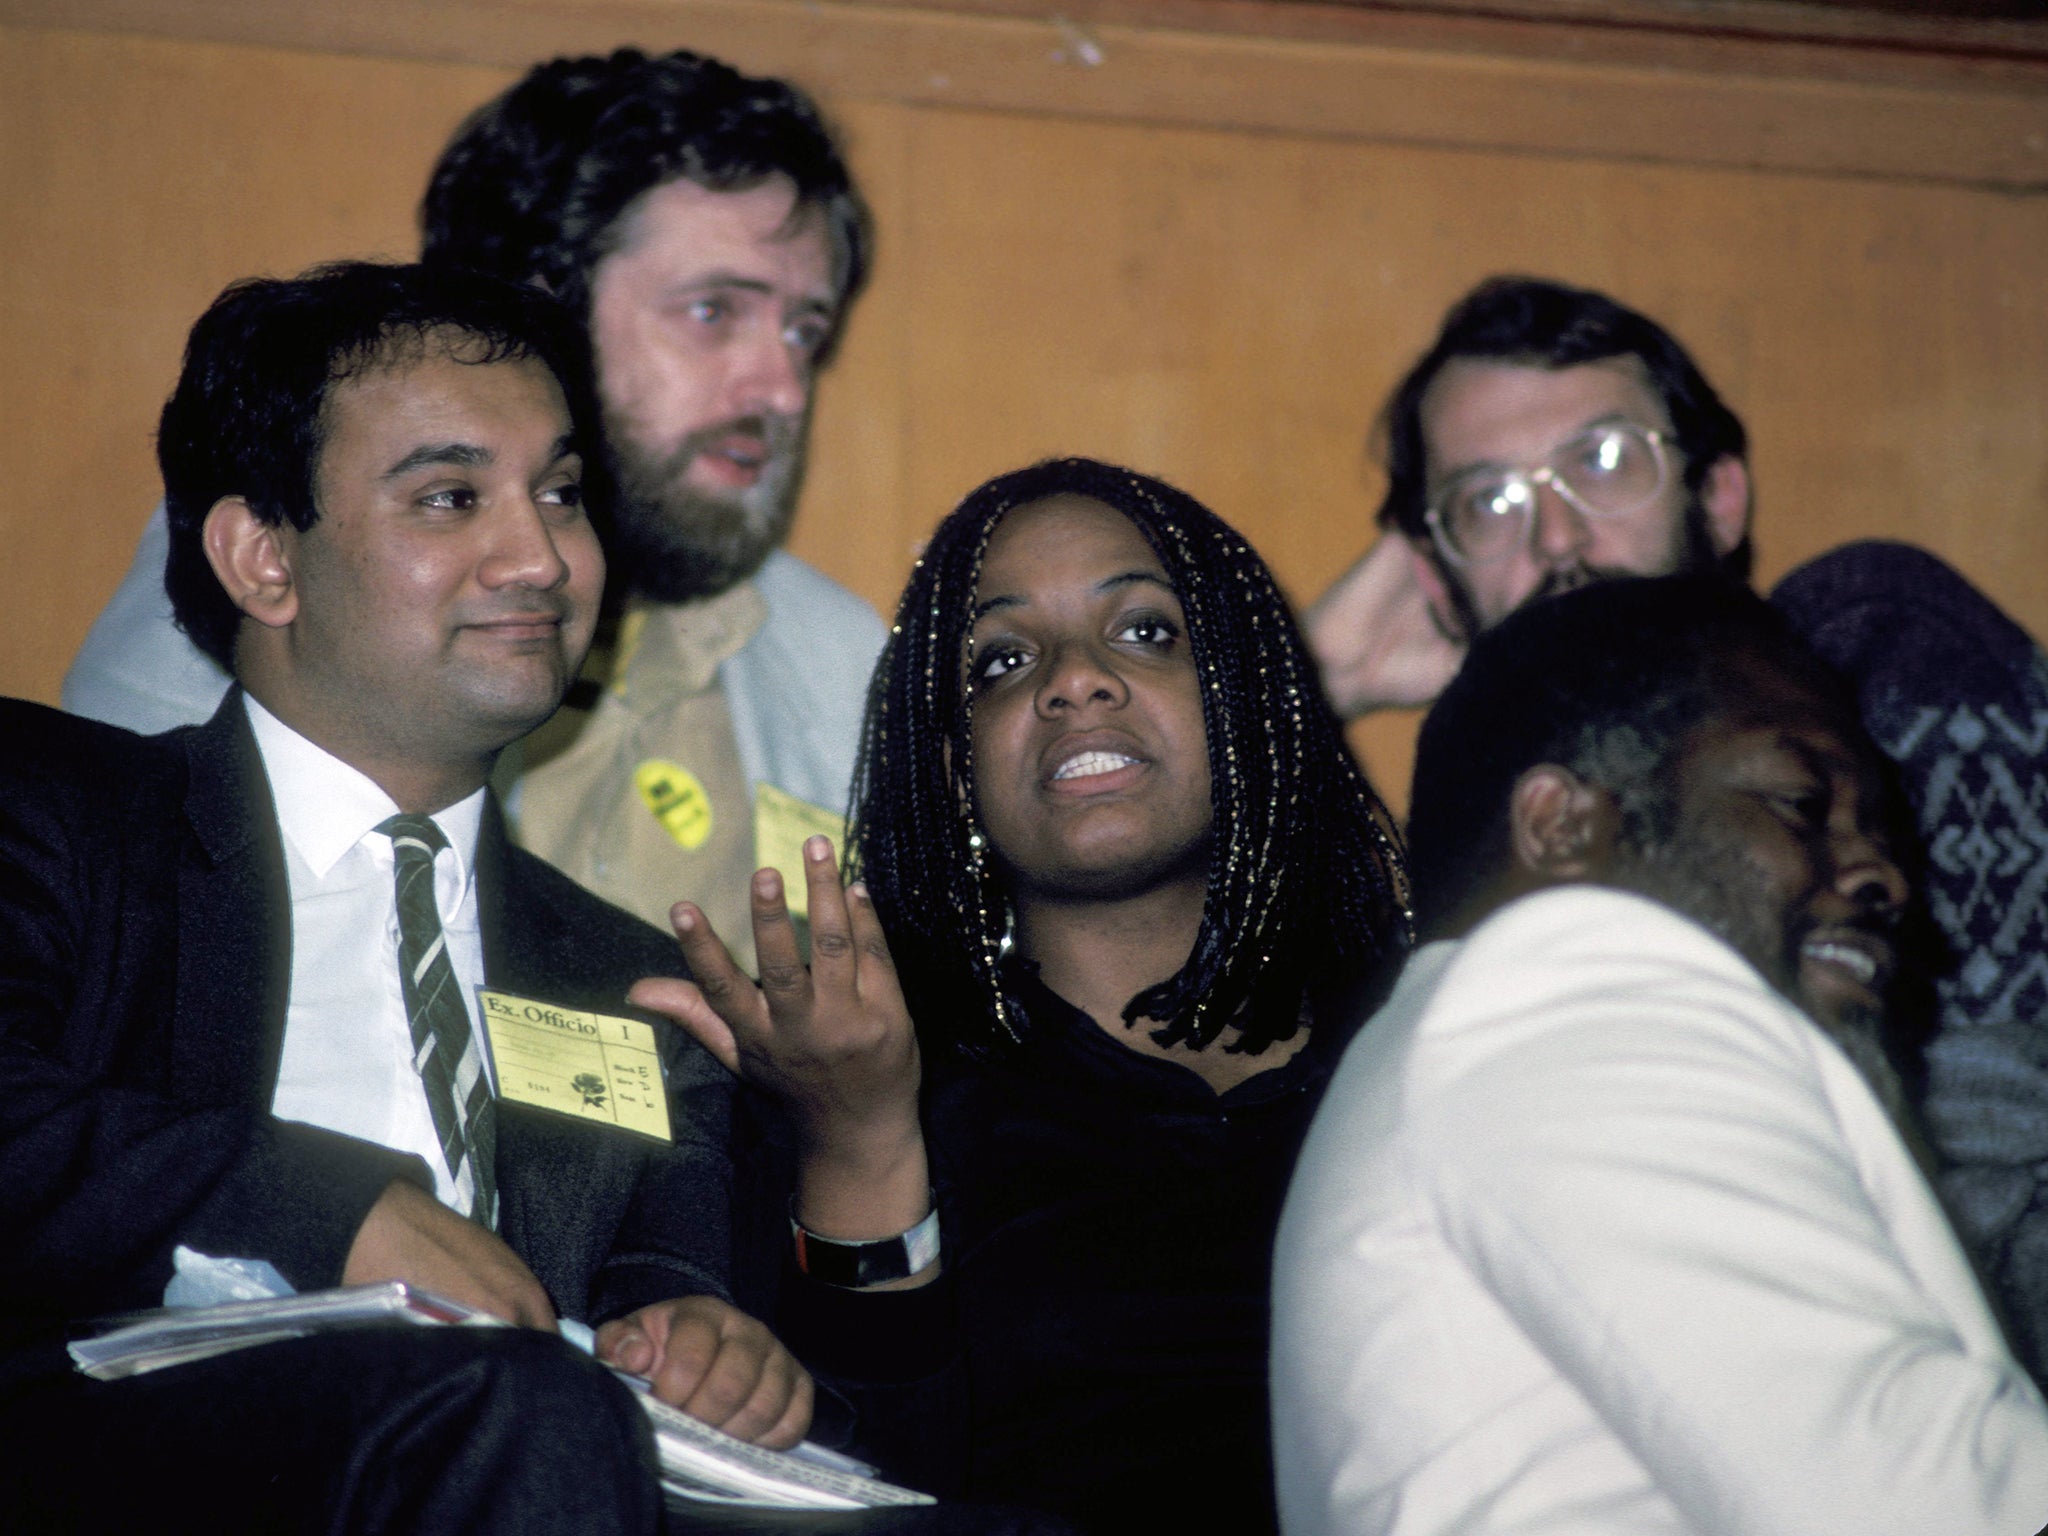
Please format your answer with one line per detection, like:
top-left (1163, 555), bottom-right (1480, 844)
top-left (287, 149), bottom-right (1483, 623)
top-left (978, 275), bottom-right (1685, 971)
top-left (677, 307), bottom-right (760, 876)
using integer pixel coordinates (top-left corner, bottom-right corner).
top-left (1308, 273), bottom-right (2048, 1389)
top-left (1307, 276), bottom-right (1752, 715)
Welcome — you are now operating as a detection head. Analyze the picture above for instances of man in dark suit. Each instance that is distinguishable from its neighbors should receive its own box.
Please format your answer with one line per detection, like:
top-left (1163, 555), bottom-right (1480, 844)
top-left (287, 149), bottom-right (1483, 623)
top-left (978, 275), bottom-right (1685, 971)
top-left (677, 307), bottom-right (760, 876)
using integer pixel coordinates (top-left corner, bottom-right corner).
top-left (0, 262), bottom-right (808, 1532)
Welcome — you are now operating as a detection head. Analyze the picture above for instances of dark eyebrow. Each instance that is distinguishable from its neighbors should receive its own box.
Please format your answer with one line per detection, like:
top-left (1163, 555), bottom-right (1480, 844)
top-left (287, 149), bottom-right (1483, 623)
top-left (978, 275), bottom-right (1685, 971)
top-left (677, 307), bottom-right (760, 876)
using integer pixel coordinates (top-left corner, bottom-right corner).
top-left (1099, 570), bottom-right (1176, 599)
top-left (667, 273), bottom-right (838, 315)
top-left (1437, 413), bottom-right (1643, 482)
top-left (384, 443), bottom-right (489, 478)
top-left (669, 272), bottom-right (775, 298)
top-left (969, 569), bottom-right (1176, 626)
top-left (1778, 732), bottom-right (1863, 782)
top-left (1743, 729), bottom-right (1868, 800)
top-left (383, 434), bottom-right (579, 481)
top-left (1775, 728), bottom-right (1900, 830)
top-left (1765, 734), bottom-right (1831, 775)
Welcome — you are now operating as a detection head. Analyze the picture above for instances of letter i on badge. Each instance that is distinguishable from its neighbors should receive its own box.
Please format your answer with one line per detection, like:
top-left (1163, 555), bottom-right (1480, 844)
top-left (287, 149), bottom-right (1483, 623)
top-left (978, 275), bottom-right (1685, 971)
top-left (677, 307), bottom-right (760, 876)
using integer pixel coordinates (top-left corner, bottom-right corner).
top-left (474, 988), bottom-right (673, 1142)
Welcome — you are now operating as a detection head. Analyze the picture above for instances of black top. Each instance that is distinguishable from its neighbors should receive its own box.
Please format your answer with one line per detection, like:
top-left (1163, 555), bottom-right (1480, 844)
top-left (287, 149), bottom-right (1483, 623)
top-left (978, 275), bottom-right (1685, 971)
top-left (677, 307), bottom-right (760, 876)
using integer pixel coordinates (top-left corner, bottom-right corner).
top-left (779, 963), bottom-right (1377, 1535)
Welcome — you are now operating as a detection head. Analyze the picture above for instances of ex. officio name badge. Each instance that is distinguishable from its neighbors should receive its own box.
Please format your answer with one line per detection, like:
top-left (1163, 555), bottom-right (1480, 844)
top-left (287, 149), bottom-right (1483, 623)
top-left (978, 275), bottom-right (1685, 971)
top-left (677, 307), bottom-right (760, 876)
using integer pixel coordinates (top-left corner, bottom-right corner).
top-left (474, 989), bottom-right (672, 1142)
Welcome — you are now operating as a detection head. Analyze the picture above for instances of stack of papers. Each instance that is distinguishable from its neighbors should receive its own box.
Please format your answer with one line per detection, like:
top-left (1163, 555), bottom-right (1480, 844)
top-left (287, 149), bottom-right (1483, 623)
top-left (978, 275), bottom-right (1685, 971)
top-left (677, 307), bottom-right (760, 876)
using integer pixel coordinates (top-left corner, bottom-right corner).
top-left (71, 1283), bottom-right (933, 1513)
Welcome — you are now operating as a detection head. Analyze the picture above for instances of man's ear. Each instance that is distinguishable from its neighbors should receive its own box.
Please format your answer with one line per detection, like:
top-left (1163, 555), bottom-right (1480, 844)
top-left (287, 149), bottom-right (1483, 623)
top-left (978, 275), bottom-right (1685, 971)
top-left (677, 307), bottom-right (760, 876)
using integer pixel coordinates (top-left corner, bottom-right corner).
top-left (202, 497), bottom-right (299, 630)
top-left (1698, 454), bottom-right (1752, 557)
top-left (1508, 765), bottom-right (1621, 884)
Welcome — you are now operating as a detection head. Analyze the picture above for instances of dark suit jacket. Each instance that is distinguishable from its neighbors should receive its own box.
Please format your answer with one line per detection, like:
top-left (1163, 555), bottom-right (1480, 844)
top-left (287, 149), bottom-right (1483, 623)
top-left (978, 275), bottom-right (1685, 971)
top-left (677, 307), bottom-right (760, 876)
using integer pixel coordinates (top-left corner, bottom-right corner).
top-left (0, 694), bottom-right (732, 1357)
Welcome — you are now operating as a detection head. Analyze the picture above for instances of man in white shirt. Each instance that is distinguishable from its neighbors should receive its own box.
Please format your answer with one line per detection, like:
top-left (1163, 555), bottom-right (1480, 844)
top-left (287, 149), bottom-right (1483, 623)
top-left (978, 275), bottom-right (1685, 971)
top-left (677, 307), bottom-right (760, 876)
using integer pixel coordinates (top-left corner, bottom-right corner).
top-left (1305, 277), bottom-right (2048, 1380)
top-left (63, 48), bottom-right (887, 963)
top-left (1272, 575), bottom-right (2048, 1536)
top-left (0, 262), bottom-right (808, 1532)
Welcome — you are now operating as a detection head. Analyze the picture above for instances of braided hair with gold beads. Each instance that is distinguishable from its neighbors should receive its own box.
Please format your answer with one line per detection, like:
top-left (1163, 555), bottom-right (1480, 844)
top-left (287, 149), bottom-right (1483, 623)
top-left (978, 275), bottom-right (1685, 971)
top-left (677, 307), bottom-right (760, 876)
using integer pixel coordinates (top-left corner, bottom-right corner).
top-left (846, 457), bottom-right (1409, 1058)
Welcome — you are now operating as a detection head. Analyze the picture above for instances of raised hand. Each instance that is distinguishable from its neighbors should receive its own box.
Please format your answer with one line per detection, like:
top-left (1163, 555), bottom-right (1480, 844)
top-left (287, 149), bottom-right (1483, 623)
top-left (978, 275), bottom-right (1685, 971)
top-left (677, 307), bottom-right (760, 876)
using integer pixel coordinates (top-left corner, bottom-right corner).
top-left (1305, 531), bottom-right (1469, 717)
top-left (630, 835), bottom-right (933, 1251)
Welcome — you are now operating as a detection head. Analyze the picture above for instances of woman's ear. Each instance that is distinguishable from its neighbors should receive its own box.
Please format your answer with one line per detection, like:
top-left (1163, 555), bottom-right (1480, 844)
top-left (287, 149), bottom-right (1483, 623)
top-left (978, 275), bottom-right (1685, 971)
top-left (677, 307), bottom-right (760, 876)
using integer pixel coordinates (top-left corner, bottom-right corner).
top-left (1508, 764), bottom-right (1622, 884)
top-left (202, 497), bottom-right (299, 630)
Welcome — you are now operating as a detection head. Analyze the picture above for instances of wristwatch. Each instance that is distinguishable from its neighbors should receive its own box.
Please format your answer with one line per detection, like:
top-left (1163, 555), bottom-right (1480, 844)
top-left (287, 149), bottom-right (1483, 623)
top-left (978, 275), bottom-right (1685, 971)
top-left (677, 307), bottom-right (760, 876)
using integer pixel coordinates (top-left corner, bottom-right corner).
top-left (790, 1202), bottom-right (942, 1289)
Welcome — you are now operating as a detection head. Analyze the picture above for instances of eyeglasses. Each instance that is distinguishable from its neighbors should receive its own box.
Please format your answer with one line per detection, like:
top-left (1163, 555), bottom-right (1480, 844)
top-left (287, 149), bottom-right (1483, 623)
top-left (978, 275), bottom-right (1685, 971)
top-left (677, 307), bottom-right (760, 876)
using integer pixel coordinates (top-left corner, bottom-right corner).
top-left (1423, 421), bottom-right (1674, 569)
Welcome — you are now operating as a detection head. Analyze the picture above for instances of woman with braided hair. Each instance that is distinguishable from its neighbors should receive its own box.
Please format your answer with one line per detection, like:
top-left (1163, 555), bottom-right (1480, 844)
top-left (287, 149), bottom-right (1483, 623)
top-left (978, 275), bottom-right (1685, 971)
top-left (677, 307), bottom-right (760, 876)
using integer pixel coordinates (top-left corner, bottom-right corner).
top-left (632, 458), bottom-right (1409, 1532)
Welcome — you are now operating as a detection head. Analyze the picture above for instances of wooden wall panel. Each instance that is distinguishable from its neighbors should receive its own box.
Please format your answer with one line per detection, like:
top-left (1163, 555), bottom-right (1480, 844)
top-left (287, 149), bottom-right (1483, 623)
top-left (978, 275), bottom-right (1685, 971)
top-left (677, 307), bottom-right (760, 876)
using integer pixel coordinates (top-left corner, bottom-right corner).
top-left (0, 27), bottom-right (510, 702)
top-left (876, 114), bottom-right (2048, 600)
top-left (822, 112), bottom-right (2048, 804)
top-left (9, 0), bottom-right (2046, 188)
top-left (3, 16), bottom-right (2044, 817)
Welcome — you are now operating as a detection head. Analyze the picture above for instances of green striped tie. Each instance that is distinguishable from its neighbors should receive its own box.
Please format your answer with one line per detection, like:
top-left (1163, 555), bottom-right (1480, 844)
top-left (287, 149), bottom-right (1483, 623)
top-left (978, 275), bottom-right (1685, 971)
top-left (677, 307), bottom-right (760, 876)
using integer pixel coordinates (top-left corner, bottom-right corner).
top-left (379, 814), bottom-right (497, 1229)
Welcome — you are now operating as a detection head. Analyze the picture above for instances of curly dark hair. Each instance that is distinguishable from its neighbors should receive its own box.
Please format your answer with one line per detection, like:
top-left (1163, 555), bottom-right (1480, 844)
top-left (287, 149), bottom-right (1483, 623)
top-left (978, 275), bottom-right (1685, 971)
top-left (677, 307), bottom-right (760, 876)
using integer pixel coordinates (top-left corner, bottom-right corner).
top-left (847, 457), bottom-right (1410, 1058)
top-left (420, 48), bottom-right (870, 357)
top-left (158, 260), bottom-right (604, 671)
top-left (1377, 276), bottom-right (1750, 577)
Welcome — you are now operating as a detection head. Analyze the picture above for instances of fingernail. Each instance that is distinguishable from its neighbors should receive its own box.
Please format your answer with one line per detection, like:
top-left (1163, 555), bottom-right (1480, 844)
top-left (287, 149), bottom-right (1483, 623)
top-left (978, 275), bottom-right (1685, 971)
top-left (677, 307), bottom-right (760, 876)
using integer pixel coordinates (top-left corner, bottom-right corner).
top-left (673, 905), bottom-right (697, 932)
top-left (849, 881), bottom-right (870, 901)
top-left (755, 870), bottom-right (779, 898)
top-left (805, 835), bottom-right (830, 862)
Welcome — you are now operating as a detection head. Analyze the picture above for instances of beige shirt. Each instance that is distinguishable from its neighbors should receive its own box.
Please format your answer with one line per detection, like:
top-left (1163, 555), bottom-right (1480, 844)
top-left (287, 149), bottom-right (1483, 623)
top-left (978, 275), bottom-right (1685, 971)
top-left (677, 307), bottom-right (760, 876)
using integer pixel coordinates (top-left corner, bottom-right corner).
top-left (513, 585), bottom-right (764, 973)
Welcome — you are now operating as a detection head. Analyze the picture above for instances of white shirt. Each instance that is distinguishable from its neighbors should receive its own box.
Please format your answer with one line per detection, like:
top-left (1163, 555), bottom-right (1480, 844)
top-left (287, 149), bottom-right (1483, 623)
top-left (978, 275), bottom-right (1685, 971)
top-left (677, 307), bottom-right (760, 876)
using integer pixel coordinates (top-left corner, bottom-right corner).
top-left (1272, 885), bottom-right (2048, 1536)
top-left (248, 696), bottom-right (490, 1216)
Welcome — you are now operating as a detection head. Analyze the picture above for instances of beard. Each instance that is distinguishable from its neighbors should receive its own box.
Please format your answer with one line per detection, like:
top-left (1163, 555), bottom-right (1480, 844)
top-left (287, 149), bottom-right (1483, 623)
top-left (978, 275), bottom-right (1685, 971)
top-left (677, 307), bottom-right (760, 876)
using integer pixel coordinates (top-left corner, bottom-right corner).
top-left (604, 410), bottom-right (807, 603)
top-left (1622, 829), bottom-right (1804, 1008)
top-left (1616, 824), bottom-right (1907, 1119)
top-left (1450, 498), bottom-right (1728, 640)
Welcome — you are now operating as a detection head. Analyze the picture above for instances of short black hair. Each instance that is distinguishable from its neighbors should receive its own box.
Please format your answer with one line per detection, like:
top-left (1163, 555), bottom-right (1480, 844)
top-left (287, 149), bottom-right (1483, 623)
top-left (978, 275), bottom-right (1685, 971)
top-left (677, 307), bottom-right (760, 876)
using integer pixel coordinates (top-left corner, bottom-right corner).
top-left (159, 260), bottom-right (603, 670)
top-left (1407, 574), bottom-right (1829, 936)
top-left (420, 48), bottom-right (870, 356)
top-left (1377, 276), bottom-right (1749, 568)
top-left (847, 457), bottom-right (1409, 1058)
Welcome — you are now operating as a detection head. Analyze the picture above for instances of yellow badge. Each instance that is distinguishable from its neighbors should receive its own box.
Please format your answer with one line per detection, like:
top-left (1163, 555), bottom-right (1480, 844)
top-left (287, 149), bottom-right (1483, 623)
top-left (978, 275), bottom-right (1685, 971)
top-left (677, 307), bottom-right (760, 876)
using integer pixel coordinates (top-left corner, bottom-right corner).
top-left (753, 784), bottom-right (847, 922)
top-left (635, 760), bottom-right (713, 850)
top-left (475, 990), bottom-right (673, 1143)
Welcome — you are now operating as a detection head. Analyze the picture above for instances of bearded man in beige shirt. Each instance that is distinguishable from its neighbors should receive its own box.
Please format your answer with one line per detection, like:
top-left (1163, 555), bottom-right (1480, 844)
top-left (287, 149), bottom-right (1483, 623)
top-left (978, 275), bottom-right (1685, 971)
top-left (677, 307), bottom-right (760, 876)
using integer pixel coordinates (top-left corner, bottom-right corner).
top-left (67, 50), bottom-right (887, 972)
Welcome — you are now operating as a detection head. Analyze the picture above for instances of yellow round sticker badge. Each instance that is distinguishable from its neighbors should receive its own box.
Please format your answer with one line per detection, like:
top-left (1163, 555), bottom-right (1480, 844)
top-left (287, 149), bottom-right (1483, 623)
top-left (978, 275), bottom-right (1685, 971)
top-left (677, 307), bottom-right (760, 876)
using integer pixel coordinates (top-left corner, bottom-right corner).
top-left (633, 760), bottom-right (713, 850)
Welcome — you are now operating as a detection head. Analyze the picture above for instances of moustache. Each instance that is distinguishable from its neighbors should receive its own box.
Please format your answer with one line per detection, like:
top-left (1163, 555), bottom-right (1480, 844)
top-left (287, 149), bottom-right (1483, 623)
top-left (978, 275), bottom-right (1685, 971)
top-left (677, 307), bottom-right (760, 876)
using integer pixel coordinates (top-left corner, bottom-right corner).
top-left (670, 414), bottom-right (803, 471)
top-left (464, 596), bottom-right (573, 624)
top-left (1532, 562), bottom-right (1638, 603)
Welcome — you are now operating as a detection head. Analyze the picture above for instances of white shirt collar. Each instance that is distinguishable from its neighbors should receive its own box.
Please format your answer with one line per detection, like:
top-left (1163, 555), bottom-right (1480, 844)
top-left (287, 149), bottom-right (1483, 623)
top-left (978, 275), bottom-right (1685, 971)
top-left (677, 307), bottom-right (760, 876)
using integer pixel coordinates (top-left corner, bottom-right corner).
top-left (241, 693), bottom-right (486, 885)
